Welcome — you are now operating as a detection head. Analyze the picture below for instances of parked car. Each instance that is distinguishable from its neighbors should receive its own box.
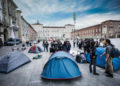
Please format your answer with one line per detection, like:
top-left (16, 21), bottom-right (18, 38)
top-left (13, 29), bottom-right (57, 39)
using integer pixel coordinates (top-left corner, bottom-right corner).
top-left (4, 38), bottom-right (20, 46)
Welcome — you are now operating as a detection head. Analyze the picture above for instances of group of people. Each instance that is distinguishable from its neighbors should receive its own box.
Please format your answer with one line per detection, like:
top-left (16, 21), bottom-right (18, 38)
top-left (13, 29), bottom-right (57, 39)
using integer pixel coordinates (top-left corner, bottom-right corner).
top-left (42, 40), bottom-right (49, 52)
top-left (41, 38), bottom-right (115, 78)
top-left (40, 40), bottom-right (72, 53)
top-left (50, 40), bottom-right (71, 53)
top-left (74, 38), bottom-right (114, 78)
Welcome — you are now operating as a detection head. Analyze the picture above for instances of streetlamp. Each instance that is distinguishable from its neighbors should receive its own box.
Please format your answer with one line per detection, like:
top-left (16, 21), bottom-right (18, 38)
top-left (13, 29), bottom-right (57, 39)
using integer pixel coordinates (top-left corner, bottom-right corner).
top-left (73, 12), bottom-right (76, 40)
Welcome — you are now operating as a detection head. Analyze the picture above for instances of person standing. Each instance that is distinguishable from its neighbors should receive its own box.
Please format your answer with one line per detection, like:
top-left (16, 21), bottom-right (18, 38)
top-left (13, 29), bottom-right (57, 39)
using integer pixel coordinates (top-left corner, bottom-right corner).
top-left (73, 40), bottom-right (76, 48)
top-left (100, 39), bottom-right (114, 78)
top-left (89, 41), bottom-right (99, 75)
top-left (66, 41), bottom-right (71, 53)
top-left (42, 40), bottom-right (45, 52)
top-left (0, 38), bottom-right (3, 48)
top-left (45, 41), bottom-right (49, 52)
top-left (62, 41), bottom-right (67, 52)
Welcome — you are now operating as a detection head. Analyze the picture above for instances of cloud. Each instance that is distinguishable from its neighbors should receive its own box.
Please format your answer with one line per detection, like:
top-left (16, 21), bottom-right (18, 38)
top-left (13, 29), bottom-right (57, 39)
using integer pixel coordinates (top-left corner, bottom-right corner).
top-left (76, 13), bottom-right (120, 29)
top-left (14, 0), bottom-right (91, 16)
top-left (42, 12), bottom-right (120, 29)
top-left (14, 0), bottom-right (120, 29)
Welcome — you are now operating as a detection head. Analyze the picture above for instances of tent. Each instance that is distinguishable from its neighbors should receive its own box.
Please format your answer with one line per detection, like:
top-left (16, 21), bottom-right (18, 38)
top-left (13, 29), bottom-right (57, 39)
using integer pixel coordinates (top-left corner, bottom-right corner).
top-left (0, 51), bottom-right (31, 73)
top-left (86, 47), bottom-right (120, 71)
top-left (41, 51), bottom-right (81, 80)
top-left (28, 45), bottom-right (42, 53)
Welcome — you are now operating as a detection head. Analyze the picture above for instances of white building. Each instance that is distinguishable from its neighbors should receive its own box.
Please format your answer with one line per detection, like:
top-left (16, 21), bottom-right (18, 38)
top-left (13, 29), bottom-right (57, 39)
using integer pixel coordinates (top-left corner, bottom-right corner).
top-left (0, 0), bottom-right (19, 43)
top-left (32, 22), bottom-right (74, 40)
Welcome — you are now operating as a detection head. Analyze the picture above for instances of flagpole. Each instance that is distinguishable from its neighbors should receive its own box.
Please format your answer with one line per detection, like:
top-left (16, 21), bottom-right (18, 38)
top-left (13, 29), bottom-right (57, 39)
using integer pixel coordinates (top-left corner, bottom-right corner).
top-left (73, 12), bottom-right (76, 40)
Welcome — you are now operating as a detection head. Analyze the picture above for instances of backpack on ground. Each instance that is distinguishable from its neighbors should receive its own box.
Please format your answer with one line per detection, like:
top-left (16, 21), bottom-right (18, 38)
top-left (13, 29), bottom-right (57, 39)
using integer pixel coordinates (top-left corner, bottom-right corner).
top-left (76, 54), bottom-right (81, 63)
top-left (50, 47), bottom-right (55, 53)
top-left (76, 52), bottom-right (87, 63)
top-left (80, 53), bottom-right (87, 63)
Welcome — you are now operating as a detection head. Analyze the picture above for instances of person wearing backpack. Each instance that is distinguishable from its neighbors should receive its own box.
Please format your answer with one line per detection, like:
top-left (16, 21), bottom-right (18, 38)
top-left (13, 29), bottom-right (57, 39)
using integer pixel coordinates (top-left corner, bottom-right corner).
top-left (111, 47), bottom-right (120, 58)
top-left (100, 39), bottom-right (114, 78)
top-left (89, 41), bottom-right (99, 75)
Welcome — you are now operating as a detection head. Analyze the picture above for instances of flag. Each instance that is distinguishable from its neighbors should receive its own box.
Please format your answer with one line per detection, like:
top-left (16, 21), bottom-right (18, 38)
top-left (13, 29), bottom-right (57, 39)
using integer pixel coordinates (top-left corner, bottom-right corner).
top-left (73, 12), bottom-right (76, 21)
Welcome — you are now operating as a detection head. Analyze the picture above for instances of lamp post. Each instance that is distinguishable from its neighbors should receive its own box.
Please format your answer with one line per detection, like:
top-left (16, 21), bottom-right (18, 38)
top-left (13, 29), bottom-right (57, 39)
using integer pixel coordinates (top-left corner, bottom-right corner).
top-left (73, 12), bottom-right (76, 40)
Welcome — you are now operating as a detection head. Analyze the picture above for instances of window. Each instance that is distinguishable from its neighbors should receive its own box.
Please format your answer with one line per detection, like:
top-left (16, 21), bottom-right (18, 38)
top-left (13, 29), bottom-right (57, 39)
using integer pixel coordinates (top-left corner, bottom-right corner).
top-left (99, 28), bottom-right (101, 32)
top-left (96, 29), bottom-right (98, 32)
top-left (102, 25), bottom-right (107, 33)
top-left (110, 22), bottom-right (112, 25)
top-left (0, 0), bottom-right (2, 9)
top-left (109, 27), bottom-right (113, 33)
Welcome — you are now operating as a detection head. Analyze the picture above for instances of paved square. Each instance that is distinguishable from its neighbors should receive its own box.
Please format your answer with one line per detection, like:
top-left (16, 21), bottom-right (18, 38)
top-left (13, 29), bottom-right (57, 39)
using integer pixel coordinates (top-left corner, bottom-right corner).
top-left (0, 42), bottom-right (120, 86)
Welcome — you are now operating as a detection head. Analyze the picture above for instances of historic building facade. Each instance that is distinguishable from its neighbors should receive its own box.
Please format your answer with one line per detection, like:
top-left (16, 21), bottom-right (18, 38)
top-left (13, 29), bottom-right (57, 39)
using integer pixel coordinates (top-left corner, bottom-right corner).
top-left (71, 20), bottom-right (120, 39)
top-left (0, 0), bottom-right (36, 44)
top-left (19, 16), bottom-right (30, 42)
top-left (0, 0), bottom-right (19, 43)
top-left (101, 20), bottom-right (120, 38)
top-left (28, 24), bottom-right (37, 41)
top-left (32, 21), bottom-right (74, 40)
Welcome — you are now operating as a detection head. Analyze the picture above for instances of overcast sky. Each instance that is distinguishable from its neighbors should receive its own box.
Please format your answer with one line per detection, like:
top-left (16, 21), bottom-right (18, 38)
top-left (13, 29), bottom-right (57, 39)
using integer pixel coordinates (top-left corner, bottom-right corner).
top-left (14, 0), bottom-right (120, 29)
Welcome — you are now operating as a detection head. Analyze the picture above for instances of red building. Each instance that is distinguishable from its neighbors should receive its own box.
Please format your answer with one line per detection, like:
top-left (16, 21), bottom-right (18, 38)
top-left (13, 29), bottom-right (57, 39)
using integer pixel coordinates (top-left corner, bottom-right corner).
top-left (28, 24), bottom-right (37, 41)
top-left (71, 20), bottom-right (120, 39)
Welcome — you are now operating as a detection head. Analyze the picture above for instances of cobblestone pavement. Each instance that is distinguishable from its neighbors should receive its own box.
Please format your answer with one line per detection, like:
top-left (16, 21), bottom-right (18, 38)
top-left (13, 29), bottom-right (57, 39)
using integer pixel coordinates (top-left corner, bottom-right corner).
top-left (0, 42), bottom-right (120, 86)
top-left (0, 44), bottom-right (22, 57)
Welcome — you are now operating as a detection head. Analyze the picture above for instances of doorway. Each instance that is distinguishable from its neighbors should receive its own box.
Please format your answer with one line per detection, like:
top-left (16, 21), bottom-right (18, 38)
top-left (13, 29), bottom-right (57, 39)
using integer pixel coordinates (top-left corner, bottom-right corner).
top-left (4, 29), bottom-right (8, 42)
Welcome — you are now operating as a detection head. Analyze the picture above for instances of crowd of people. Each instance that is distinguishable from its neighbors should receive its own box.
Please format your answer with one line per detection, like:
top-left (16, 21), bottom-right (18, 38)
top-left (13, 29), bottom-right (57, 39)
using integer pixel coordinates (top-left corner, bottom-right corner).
top-left (28, 38), bottom-right (116, 78)
top-left (73, 38), bottom-right (115, 78)
top-left (42, 40), bottom-right (71, 53)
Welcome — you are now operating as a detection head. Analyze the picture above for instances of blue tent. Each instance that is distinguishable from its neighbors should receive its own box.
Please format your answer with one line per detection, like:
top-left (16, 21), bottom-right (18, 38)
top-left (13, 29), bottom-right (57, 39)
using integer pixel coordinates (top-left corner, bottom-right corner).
top-left (41, 51), bottom-right (81, 80)
top-left (28, 45), bottom-right (42, 53)
top-left (0, 51), bottom-right (31, 73)
top-left (86, 47), bottom-right (120, 71)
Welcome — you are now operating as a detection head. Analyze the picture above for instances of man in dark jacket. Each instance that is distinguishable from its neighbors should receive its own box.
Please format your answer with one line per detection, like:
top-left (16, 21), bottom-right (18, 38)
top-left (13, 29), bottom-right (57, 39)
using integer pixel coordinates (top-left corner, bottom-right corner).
top-left (0, 38), bottom-right (3, 47)
top-left (42, 40), bottom-right (45, 52)
top-left (45, 41), bottom-right (49, 52)
top-left (89, 41), bottom-right (99, 75)
top-left (62, 41), bottom-right (67, 52)
top-left (66, 41), bottom-right (71, 53)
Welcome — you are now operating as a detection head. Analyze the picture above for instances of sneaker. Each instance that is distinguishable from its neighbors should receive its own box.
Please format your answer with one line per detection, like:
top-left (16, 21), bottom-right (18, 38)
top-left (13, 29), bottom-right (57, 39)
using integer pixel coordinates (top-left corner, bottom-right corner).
top-left (106, 74), bottom-right (113, 78)
top-left (93, 73), bottom-right (99, 75)
top-left (90, 71), bottom-right (92, 73)
top-left (104, 71), bottom-right (109, 74)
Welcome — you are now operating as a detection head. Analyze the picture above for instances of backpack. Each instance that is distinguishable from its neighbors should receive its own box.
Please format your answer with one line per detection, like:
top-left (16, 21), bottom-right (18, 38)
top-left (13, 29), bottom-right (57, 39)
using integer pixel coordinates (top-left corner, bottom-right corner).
top-left (111, 47), bottom-right (120, 58)
top-left (80, 53), bottom-right (87, 63)
top-left (76, 54), bottom-right (81, 63)
top-left (76, 53), bottom-right (86, 63)
top-left (89, 47), bottom-right (96, 56)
